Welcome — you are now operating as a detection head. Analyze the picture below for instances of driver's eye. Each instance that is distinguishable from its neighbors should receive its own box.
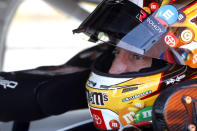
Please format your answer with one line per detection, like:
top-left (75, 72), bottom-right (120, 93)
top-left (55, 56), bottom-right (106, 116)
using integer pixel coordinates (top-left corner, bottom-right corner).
top-left (133, 54), bottom-right (143, 60)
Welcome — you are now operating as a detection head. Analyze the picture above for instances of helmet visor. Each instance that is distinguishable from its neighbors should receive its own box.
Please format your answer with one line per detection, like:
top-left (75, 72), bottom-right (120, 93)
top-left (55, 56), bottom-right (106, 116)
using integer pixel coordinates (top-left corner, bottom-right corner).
top-left (73, 0), bottom-right (145, 43)
top-left (74, 0), bottom-right (197, 67)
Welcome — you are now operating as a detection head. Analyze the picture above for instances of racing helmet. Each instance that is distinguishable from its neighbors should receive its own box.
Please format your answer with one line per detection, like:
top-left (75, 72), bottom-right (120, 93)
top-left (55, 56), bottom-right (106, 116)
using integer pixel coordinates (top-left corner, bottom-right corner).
top-left (86, 45), bottom-right (197, 130)
top-left (73, 0), bottom-right (197, 130)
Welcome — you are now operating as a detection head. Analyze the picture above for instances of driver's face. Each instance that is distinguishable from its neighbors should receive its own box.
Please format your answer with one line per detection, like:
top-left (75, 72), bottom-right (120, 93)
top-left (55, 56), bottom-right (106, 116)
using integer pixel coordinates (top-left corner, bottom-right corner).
top-left (109, 48), bottom-right (152, 74)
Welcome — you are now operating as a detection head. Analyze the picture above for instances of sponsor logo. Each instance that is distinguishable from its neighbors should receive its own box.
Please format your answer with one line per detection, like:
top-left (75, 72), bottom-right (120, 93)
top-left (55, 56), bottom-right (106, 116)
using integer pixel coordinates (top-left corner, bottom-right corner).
top-left (87, 80), bottom-right (96, 88)
top-left (149, 2), bottom-right (159, 12)
top-left (122, 90), bottom-right (152, 102)
top-left (142, 110), bottom-right (152, 119)
top-left (134, 107), bottom-right (152, 123)
top-left (177, 12), bottom-right (186, 23)
top-left (181, 29), bottom-right (194, 43)
top-left (93, 114), bottom-right (102, 125)
top-left (109, 120), bottom-right (120, 129)
top-left (165, 35), bottom-right (176, 47)
top-left (0, 77), bottom-right (18, 89)
top-left (164, 31), bottom-right (178, 47)
top-left (165, 74), bottom-right (186, 85)
top-left (122, 87), bottom-right (138, 93)
top-left (89, 107), bottom-right (107, 130)
top-left (146, 17), bottom-right (164, 33)
top-left (87, 90), bottom-right (108, 106)
top-left (157, 5), bottom-right (178, 25)
top-left (135, 103), bottom-right (142, 108)
top-left (150, 4), bottom-right (157, 11)
top-left (122, 112), bottom-right (135, 124)
top-left (136, 10), bottom-right (147, 22)
top-left (162, 9), bottom-right (175, 21)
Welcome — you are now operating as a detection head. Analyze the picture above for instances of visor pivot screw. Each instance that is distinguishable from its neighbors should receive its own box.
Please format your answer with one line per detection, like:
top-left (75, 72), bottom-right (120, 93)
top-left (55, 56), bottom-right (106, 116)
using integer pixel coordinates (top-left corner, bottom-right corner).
top-left (182, 96), bottom-right (192, 104)
top-left (188, 124), bottom-right (196, 131)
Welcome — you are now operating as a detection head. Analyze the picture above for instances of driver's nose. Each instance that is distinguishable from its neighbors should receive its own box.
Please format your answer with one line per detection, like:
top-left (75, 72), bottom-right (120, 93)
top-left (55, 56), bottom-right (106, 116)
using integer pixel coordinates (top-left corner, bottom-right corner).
top-left (109, 49), bottom-right (130, 74)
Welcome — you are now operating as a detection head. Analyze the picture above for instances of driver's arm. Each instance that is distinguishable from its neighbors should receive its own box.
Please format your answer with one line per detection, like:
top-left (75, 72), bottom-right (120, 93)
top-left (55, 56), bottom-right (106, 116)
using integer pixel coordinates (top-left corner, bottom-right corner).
top-left (0, 43), bottom-right (108, 122)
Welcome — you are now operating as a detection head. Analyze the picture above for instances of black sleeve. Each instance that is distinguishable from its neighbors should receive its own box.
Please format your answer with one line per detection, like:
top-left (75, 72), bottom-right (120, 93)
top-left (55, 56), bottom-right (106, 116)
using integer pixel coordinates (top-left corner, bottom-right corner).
top-left (36, 69), bottom-right (90, 116)
top-left (0, 71), bottom-right (51, 121)
top-left (0, 69), bottom-right (90, 122)
top-left (0, 43), bottom-right (109, 122)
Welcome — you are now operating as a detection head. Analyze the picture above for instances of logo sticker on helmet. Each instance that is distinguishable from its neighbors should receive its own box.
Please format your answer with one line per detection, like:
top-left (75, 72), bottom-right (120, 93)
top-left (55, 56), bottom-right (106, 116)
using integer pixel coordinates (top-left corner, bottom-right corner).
top-left (165, 35), bottom-right (176, 47)
top-left (177, 11), bottom-right (186, 23)
top-left (180, 29), bottom-right (194, 43)
top-left (87, 90), bottom-right (108, 106)
top-left (122, 90), bottom-right (152, 102)
top-left (119, 106), bottom-right (140, 126)
top-left (90, 107), bottom-right (107, 130)
top-left (109, 120), bottom-right (120, 129)
top-left (164, 31), bottom-right (178, 47)
top-left (146, 17), bottom-right (164, 33)
top-left (132, 100), bottom-right (145, 109)
top-left (93, 114), bottom-right (102, 125)
top-left (134, 106), bottom-right (152, 123)
top-left (165, 74), bottom-right (186, 85)
top-left (149, 2), bottom-right (159, 12)
top-left (136, 10), bottom-right (148, 22)
top-left (157, 5), bottom-right (178, 25)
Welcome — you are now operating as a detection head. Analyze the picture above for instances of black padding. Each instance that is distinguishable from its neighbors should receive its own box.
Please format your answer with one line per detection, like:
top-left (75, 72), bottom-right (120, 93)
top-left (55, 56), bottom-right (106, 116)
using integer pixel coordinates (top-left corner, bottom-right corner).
top-left (36, 69), bottom-right (90, 115)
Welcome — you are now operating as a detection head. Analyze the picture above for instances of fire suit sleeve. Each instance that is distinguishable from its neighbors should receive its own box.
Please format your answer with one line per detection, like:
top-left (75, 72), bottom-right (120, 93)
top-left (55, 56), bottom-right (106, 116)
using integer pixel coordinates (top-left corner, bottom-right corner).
top-left (0, 44), bottom-right (108, 122)
top-left (0, 68), bottom-right (90, 122)
top-left (0, 70), bottom-right (51, 121)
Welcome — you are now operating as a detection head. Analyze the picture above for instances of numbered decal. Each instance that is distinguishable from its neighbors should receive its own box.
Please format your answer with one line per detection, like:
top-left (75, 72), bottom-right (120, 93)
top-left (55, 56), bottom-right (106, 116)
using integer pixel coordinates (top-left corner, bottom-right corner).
top-left (136, 10), bottom-right (148, 22)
